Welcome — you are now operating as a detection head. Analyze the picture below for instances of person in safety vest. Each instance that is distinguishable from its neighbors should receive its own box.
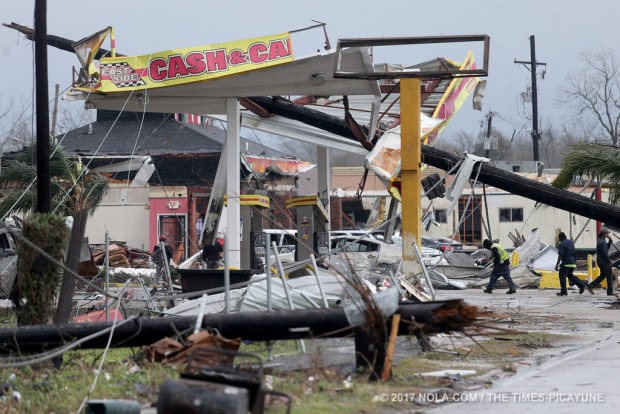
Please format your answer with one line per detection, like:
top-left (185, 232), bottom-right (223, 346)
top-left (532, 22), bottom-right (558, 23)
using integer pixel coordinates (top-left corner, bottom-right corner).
top-left (482, 239), bottom-right (517, 294)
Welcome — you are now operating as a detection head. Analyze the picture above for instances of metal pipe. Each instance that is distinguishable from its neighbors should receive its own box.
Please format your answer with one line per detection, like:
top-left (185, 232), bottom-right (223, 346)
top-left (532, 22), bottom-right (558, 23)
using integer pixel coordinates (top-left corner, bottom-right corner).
top-left (194, 294), bottom-right (208, 335)
top-left (412, 240), bottom-right (435, 299)
top-left (265, 236), bottom-right (272, 312)
top-left (105, 230), bottom-right (110, 321)
top-left (224, 235), bottom-right (230, 313)
top-left (272, 241), bottom-right (306, 353)
top-left (310, 254), bottom-right (329, 308)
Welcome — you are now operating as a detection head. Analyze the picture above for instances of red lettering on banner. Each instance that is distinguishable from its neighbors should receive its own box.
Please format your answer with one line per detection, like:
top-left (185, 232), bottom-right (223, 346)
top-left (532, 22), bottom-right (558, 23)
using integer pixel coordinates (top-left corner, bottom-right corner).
top-left (168, 55), bottom-right (189, 79)
top-left (248, 43), bottom-right (268, 63)
top-left (186, 52), bottom-right (207, 75)
top-left (206, 49), bottom-right (228, 72)
top-left (149, 58), bottom-right (167, 81)
top-left (269, 39), bottom-right (291, 60)
top-left (146, 38), bottom-right (290, 83)
top-left (228, 49), bottom-right (247, 65)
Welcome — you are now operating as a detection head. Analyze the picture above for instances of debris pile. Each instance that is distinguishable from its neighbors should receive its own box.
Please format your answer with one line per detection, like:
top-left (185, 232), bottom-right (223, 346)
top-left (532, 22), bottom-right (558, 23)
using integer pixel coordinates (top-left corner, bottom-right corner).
top-left (90, 243), bottom-right (152, 269)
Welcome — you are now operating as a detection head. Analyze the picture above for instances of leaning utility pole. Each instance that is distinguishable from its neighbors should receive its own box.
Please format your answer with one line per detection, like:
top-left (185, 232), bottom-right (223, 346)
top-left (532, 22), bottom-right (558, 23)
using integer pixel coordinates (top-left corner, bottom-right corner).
top-left (514, 35), bottom-right (546, 162)
top-left (34, 0), bottom-right (50, 212)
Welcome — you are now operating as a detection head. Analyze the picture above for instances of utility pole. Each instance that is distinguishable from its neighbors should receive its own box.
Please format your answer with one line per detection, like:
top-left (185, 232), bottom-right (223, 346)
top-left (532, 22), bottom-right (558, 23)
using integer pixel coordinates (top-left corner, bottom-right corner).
top-left (34, 0), bottom-right (50, 212)
top-left (514, 35), bottom-right (546, 162)
top-left (484, 111), bottom-right (494, 159)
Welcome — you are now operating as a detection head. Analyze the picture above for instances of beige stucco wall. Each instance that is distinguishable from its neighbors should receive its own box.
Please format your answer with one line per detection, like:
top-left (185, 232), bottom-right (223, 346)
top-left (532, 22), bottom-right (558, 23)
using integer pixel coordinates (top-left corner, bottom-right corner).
top-left (84, 185), bottom-right (151, 249)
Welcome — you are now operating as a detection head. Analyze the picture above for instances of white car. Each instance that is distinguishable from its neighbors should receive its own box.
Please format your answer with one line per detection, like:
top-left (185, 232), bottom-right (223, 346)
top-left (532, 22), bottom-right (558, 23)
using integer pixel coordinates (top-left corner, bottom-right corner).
top-left (328, 235), bottom-right (443, 274)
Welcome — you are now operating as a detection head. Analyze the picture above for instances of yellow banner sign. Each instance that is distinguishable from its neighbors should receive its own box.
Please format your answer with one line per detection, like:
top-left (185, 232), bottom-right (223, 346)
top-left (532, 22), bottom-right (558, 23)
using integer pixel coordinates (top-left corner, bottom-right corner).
top-left (98, 32), bottom-right (293, 92)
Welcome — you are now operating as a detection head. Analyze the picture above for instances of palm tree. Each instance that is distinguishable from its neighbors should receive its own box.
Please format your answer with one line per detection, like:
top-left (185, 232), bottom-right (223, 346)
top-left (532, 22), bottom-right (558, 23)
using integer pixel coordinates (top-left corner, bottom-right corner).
top-left (0, 143), bottom-right (109, 323)
top-left (552, 142), bottom-right (620, 205)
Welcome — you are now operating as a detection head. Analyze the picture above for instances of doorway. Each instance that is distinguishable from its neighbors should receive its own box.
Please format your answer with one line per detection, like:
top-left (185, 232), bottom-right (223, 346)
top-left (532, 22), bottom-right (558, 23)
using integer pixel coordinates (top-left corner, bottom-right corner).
top-left (458, 195), bottom-right (482, 244)
top-left (158, 214), bottom-right (188, 263)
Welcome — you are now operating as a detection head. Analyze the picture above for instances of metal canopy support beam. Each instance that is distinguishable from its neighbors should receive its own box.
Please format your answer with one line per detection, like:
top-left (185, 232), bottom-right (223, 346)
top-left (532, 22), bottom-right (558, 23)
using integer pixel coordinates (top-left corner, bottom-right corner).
top-left (333, 35), bottom-right (490, 80)
top-left (226, 98), bottom-right (241, 268)
top-left (400, 78), bottom-right (422, 277)
top-left (317, 146), bottom-right (331, 233)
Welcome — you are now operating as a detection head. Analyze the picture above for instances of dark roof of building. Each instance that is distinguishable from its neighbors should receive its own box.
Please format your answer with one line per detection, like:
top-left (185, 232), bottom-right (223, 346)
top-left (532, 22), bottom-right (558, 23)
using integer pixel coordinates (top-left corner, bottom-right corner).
top-left (59, 111), bottom-right (223, 156)
top-left (58, 110), bottom-right (299, 160)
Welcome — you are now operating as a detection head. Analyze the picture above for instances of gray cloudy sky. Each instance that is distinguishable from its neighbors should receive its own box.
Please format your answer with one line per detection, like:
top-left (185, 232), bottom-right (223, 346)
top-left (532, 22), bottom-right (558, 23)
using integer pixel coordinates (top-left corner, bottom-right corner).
top-left (1, 0), bottom-right (619, 148)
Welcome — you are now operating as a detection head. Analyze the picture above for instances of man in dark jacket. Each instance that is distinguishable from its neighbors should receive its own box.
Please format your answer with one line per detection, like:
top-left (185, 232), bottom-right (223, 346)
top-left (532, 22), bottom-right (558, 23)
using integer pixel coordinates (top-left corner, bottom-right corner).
top-left (555, 232), bottom-right (593, 296)
top-left (482, 239), bottom-right (517, 294)
top-left (201, 239), bottom-right (224, 269)
top-left (588, 228), bottom-right (615, 295)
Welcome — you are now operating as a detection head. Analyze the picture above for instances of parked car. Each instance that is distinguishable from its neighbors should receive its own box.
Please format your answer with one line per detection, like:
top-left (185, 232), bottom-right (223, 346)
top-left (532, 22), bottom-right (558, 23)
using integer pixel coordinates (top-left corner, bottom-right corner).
top-left (421, 236), bottom-right (464, 252)
top-left (264, 229), bottom-right (297, 254)
top-left (330, 230), bottom-right (379, 240)
top-left (328, 235), bottom-right (443, 274)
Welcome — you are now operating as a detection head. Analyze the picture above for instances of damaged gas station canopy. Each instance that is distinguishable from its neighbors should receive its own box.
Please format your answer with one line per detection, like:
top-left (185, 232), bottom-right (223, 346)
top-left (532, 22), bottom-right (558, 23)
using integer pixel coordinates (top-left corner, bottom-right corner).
top-left (65, 29), bottom-right (382, 117)
top-left (63, 27), bottom-right (488, 148)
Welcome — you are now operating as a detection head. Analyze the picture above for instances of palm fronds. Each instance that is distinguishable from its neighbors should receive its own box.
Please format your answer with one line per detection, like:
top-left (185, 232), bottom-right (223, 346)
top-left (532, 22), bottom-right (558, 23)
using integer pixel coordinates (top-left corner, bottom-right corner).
top-left (0, 161), bottom-right (36, 187)
top-left (0, 144), bottom-right (109, 217)
top-left (552, 142), bottom-right (620, 205)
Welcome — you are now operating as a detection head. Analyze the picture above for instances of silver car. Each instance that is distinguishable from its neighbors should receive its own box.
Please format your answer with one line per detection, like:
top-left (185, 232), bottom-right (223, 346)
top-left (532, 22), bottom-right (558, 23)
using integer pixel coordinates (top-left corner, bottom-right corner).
top-left (329, 235), bottom-right (442, 274)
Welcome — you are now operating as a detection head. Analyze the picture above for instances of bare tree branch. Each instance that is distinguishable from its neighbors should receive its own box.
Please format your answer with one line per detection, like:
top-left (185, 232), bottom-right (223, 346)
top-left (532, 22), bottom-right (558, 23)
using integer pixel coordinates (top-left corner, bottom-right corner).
top-left (559, 49), bottom-right (620, 146)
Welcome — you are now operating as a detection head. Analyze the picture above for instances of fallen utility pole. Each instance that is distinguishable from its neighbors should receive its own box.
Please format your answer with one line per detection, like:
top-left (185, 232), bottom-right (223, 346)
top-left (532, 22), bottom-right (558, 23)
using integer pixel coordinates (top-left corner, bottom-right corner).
top-left (0, 300), bottom-right (474, 355)
top-left (421, 145), bottom-right (620, 228)
top-left (244, 97), bottom-right (620, 228)
top-left (2, 21), bottom-right (123, 59)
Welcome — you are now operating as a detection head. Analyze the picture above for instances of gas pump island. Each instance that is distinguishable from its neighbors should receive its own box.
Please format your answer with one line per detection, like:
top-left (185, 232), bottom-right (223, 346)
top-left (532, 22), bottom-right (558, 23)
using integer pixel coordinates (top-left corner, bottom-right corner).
top-left (285, 195), bottom-right (330, 263)
top-left (235, 194), bottom-right (270, 270)
top-left (238, 194), bottom-right (329, 271)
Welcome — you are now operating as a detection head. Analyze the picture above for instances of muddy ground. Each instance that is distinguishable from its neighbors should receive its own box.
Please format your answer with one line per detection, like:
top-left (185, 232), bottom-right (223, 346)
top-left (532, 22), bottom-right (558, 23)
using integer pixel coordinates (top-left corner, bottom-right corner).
top-left (423, 287), bottom-right (620, 414)
top-left (262, 287), bottom-right (620, 413)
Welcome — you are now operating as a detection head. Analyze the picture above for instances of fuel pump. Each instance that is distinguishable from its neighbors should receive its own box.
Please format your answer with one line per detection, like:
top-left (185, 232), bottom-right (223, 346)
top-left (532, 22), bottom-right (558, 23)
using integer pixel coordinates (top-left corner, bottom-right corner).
top-left (236, 194), bottom-right (269, 270)
top-left (286, 195), bottom-right (329, 263)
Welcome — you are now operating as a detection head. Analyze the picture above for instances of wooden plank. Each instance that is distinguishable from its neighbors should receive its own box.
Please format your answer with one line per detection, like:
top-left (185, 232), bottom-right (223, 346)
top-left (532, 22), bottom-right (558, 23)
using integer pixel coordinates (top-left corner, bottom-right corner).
top-left (381, 313), bottom-right (402, 381)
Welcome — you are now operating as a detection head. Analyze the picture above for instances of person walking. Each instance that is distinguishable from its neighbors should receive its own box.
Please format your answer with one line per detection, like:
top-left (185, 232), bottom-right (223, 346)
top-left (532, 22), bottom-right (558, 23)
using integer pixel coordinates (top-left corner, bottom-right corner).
top-left (555, 232), bottom-right (593, 296)
top-left (153, 235), bottom-right (173, 283)
top-left (588, 228), bottom-right (615, 296)
top-left (482, 239), bottom-right (517, 294)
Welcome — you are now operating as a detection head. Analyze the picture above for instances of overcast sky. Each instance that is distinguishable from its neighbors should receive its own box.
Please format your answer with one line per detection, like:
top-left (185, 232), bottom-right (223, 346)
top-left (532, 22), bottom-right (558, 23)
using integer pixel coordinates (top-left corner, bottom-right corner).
top-left (1, 0), bottom-right (619, 153)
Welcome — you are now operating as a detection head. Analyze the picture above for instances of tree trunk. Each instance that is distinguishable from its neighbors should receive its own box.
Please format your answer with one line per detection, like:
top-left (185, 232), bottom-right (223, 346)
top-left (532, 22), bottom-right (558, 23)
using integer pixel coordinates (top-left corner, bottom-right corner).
top-left (55, 209), bottom-right (89, 324)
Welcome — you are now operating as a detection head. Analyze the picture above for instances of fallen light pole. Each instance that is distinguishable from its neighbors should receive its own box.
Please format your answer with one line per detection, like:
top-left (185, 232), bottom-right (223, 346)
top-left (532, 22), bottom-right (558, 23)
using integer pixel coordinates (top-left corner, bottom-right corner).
top-left (0, 300), bottom-right (476, 356)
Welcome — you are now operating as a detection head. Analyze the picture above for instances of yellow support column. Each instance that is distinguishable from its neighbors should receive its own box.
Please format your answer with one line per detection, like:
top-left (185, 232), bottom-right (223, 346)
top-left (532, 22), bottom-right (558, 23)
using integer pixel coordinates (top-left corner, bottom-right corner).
top-left (400, 78), bottom-right (422, 276)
